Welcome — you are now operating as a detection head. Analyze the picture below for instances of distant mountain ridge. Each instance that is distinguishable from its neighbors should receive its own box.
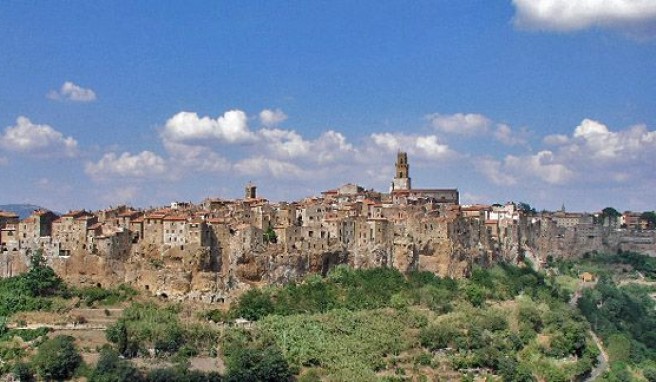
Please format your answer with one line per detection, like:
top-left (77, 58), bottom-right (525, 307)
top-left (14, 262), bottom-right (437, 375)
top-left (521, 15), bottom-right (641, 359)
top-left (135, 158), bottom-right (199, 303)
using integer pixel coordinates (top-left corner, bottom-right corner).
top-left (0, 204), bottom-right (53, 220)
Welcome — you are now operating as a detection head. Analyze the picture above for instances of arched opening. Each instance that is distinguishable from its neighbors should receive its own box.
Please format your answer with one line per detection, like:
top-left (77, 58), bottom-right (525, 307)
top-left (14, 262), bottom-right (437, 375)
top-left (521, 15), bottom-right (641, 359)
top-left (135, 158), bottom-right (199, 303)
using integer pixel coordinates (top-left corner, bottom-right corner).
top-left (96, 283), bottom-right (102, 288)
top-left (145, 285), bottom-right (150, 291)
top-left (160, 293), bottom-right (168, 299)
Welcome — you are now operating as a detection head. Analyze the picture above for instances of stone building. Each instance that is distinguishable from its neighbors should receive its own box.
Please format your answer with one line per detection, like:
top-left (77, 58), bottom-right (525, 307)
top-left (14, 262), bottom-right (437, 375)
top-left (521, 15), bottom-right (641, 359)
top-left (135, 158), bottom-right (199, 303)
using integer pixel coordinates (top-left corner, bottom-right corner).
top-left (51, 210), bottom-right (96, 255)
top-left (0, 211), bottom-right (19, 250)
top-left (390, 152), bottom-right (459, 205)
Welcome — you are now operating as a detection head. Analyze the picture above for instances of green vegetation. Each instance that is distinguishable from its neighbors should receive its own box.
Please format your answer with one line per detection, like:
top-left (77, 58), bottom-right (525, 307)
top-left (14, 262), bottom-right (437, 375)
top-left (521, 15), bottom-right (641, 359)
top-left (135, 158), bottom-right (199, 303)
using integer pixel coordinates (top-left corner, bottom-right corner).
top-left (556, 251), bottom-right (656, 280)
top-left (31, 335), bottom-right (83, 381)
top-left (73, 283), bottom-right (138, 307)
top-left (215, 265), bottom-right (596, 380)
top-left (263, 226), bottom-right (278, 244)
top-left (11, 249), bottom-right (656, 380)
top-left (106, 302), bottom-right (219, 359)
top-left (0, 251), bottom-right (66, 316)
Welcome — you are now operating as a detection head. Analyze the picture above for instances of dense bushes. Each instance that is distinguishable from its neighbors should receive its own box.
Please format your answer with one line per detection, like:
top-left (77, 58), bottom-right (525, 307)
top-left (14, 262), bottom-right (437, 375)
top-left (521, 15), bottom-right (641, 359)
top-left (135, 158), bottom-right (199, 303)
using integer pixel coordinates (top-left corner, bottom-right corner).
top-left (106, 302), bottom-right (219, 360)
top-left (90, 347), bottom-right (143, 382)
top-left (578, 276), bottom-right (656, 364)
top-left (225, 346), bottom-right (292, 382)
top-left (31, 335), bottom-right (82, 380)
top-left (223, 264), bottom-right (563, 327)
top-left (0, 252), bottom-right (66, 316)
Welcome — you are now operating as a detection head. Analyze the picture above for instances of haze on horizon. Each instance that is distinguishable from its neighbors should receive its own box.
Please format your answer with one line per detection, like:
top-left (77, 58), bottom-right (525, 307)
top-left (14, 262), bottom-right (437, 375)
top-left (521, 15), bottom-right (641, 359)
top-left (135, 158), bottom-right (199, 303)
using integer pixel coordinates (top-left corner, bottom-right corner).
top-left (1, 1), bottom-right (655, 213)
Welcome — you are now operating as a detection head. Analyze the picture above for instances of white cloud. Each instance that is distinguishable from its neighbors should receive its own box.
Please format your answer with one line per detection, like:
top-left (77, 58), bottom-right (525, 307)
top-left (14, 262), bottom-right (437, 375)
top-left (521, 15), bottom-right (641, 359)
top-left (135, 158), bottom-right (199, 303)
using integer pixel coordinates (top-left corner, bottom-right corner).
top-left (477, 151), bottom-right (573, 186)
top-left (47, 81), bottom-right (97, 102)
top-left (234, 156), bottom-right (307, 179)
top-left (259, 128), bottom-right (311, 158)
top-left (259, 109), bottom-right (288, 127)
top-left (0, 117), bottom-right (78, 156)
top-left (371, 132), bottom-right (455, 160)
top-left (163, 109), bottom-right (257, 144)
top-left (512, 0), bottom-right (656, 33)
top-left (415, 135), bottom-right (451, 159)
top-left (311, 131), bottom-right (355, 164)
top-left (543, 134), bottom-right (569, 145)
top-left (494, 124), bottom-right (528, 146)
top-left (476, 158), bottom-right (518, 186)
top-left (567, 118), bottom-right (656, 161)
top-left (163, 141), bottom-right (231, 173)
top-left (505, 151), bottom-right (574, 184)
top-left (427, 113), bottom-right (490, 135)
top-left (258, 128), bottom-right (355, 164)
top-left (85, 151), bottom-right (167, 179)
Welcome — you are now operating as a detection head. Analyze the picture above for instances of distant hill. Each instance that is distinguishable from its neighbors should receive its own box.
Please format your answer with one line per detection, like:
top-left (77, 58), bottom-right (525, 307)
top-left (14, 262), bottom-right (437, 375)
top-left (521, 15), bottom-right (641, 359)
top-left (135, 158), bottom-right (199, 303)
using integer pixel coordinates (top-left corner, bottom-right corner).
top-left (0, 204), bottom-right (52, 220)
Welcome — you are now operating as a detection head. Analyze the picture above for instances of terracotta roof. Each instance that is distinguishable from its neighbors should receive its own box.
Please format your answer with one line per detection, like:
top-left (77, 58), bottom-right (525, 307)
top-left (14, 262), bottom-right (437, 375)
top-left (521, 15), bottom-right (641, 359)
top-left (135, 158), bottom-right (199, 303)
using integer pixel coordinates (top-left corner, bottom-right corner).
top-left (118, 210), bottom-right (141, 218)
top-left (0, 211), bottom-right (19, 218)
top-left (88, 222), bottom-right (103, 230)
top-left (163, 216), bottom-right (187, 222)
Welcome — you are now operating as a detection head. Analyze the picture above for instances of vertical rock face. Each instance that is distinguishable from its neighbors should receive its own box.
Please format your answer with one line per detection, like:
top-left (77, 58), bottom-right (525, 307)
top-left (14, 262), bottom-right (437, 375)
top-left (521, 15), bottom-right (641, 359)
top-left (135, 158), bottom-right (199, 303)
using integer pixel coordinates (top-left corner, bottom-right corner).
top-left (2, 213), bottom-right (655, 301)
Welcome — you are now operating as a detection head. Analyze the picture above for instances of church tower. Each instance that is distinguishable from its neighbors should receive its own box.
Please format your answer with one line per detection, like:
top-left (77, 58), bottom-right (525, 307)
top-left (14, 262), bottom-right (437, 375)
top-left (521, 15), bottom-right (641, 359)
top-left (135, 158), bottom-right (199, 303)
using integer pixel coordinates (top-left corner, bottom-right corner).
top-left (245, 182), bottom-right (257, 199)
top-left (391, 151), bottom-right (411, 191)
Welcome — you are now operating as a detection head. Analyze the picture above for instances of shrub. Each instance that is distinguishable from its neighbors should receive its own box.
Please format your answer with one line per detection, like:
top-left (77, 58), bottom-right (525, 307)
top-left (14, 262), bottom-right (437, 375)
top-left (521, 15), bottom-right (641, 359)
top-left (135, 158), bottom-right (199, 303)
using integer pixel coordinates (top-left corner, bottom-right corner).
top-left (90, 347), bottom-right (143, 382)
top-left (225, 346), bottom-right (292, 382)
top-left (419, 323), bottom-right (458, 351)
top-left (12, 362), bottom-right (34, 382)
top-left (32, 335), bottom-right (82, 381)
top-left (230, 289), bottom-right (274, 321)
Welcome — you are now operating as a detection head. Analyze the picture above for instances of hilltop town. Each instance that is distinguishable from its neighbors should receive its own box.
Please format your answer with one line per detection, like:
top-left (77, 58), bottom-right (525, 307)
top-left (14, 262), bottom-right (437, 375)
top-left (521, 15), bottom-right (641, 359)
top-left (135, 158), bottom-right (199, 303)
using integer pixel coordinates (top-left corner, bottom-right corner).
top-left (1, 153), bottom-right (655, 302)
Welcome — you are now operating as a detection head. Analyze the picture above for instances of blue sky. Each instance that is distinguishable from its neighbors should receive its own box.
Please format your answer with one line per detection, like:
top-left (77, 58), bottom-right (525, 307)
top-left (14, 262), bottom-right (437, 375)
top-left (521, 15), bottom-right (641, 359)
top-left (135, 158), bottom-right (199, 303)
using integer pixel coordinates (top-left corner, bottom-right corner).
top-left (1, 1), bottom-right (655, 212)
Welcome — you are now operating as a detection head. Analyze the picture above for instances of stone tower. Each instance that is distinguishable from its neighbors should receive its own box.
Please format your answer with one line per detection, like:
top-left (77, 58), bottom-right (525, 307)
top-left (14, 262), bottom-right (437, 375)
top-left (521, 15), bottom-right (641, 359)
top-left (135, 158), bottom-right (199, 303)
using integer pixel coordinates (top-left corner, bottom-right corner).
top-left (245, 182), bottom-right (257, 199)
top-left (391, 151), bottom-right (411, 191)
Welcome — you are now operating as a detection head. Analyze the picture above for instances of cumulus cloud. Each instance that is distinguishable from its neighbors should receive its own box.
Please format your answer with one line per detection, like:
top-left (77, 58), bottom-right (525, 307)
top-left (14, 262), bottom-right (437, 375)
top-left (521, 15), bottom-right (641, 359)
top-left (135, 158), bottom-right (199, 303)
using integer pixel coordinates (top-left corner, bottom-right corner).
top-left (163, 110), bottom-right (257, 144)
top-left (234, 156), bottom-right (307, 179)
top-left (562, 118), bottom-right (656, 161)
top-left (371, 132), bottom-right (455, 160)
top-left (477, 151), bottom-right (573, 186)
top-left (512, 0), bottom-right (656, 33)
top-left (543, 134), bottom-right (569, 145)
top-left (258, 128), bottom-right (355, 164)
top-left (311, 131), bottom-right (355, 164)
top-left (494, 124), bottom-right (528, 146)
top-left (478, 118), bottom-right (656, 189)
top-left (85, 151), bottom-right (167, 179)
top-left (427, 113), bottom-right (490, 135)
top-left (0, 117), bottom-right (78, 156)
top-left (259, 109), bottom-right (288, 127)
top-left (47, 81), bottom-right (97, 102)
top-left (163, 140), bottom-right (231, 173)
top-left (259, 128), bottom-right (311, 158)
top-left (476, 158), bottom-right (518, 186)
top-left (505, 151), bottom-right (574, 184)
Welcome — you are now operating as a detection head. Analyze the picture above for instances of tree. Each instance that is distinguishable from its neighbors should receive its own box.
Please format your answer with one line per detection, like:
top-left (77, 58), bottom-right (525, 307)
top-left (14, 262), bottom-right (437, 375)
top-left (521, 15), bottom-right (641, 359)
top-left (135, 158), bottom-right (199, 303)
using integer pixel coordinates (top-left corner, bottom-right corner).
top-left (22, 250), bottom-right (64, 297)
top-left (600, 207), bottom-right (621, 226)
top-left (32, 335), bottom-right (82, 380)
top-left (517, 202), bottom-right (536, 215)
top-left (641, 211), bottom-right (656, 229)
top-left (225, 346), bottom-right (292, 382)
top-left (90, 347), bottom-right (143, 382)
top-left (263, 226), bottom-right (278, 244)
top-left (231, 289), bottom-right (274, 321)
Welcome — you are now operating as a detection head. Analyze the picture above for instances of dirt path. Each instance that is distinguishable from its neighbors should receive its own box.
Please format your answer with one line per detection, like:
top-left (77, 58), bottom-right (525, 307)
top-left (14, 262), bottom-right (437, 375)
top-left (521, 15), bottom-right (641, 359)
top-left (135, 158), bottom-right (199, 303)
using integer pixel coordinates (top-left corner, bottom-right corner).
top-left (569, 282), bottom-right (609, 381)
top-left (584, 330), bottom-right (609, 382)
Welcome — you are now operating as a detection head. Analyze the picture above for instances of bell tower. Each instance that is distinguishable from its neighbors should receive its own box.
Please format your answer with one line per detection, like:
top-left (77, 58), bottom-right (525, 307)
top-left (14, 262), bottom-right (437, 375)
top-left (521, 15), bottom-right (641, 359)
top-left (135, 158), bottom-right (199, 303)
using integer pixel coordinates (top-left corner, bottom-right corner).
top-left (391, 151), bottom-right (411, 191)
top-left (245, 182), bottom-right (257, 199)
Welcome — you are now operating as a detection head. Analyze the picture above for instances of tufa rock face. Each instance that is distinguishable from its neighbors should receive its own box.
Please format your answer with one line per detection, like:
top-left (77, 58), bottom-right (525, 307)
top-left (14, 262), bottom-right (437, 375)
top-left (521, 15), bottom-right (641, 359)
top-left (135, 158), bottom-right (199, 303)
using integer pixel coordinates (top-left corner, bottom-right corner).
top-left (2, 213), bottom-right (656, 301)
